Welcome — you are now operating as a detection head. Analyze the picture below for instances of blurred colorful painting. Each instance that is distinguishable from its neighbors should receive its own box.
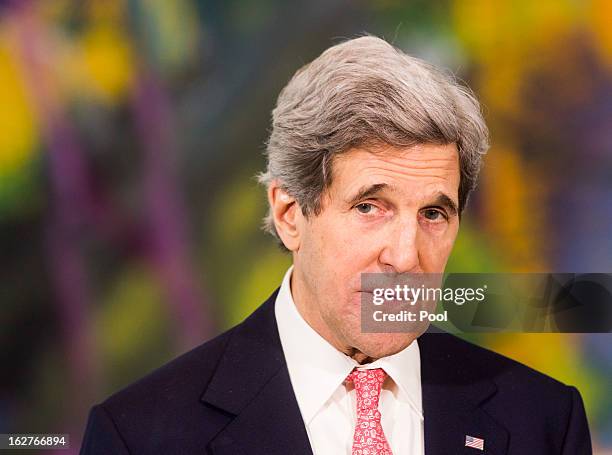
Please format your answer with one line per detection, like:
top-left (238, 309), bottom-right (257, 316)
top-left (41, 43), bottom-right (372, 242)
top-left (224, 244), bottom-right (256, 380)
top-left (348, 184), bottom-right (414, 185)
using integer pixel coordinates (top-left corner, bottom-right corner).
top-left (1, 0), bottom-right (611, 452)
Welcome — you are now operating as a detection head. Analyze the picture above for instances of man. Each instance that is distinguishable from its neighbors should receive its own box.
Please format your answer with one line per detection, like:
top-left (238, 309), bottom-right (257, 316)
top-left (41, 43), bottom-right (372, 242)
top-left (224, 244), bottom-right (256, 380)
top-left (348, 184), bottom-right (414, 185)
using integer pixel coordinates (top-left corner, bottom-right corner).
top-left (81, 36), bottom-right (592, 454)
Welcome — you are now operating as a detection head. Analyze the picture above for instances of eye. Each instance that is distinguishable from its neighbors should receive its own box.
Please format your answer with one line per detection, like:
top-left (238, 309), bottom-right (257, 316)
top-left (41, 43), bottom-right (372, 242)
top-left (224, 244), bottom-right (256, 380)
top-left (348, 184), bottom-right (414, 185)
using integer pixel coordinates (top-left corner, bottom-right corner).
top-left (422, 208), bottom-right (446, 221)
top-left (355, 202), bottom-right (377, 214)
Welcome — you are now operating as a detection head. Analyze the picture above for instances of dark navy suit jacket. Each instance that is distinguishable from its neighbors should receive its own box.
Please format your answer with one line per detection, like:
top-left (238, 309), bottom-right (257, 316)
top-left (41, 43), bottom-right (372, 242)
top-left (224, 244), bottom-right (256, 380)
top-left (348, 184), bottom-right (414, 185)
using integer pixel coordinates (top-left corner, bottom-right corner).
top-left (80, 289), bottom-right (592, 454)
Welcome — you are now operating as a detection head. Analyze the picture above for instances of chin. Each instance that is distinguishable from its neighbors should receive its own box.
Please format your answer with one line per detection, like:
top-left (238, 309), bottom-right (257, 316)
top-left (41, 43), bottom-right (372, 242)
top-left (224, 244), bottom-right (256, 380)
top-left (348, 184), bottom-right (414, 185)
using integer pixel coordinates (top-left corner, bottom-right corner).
top-left (354, 332), bottom-right (417, 359)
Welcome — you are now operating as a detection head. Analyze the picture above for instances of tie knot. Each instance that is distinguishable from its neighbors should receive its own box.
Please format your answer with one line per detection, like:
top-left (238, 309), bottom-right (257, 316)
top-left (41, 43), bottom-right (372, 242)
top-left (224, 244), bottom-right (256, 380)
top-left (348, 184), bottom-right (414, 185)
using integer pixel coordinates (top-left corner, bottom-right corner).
top-left (346, 368), bottom-right (387, 410)
top-left (347, 367), bottom-right (387, 385)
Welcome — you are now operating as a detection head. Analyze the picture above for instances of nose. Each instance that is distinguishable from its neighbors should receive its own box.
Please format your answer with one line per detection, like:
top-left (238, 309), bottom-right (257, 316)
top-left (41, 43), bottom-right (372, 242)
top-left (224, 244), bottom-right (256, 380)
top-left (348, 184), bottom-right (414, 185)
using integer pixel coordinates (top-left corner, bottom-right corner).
top-left (378, 217), bottom-right (421, 273)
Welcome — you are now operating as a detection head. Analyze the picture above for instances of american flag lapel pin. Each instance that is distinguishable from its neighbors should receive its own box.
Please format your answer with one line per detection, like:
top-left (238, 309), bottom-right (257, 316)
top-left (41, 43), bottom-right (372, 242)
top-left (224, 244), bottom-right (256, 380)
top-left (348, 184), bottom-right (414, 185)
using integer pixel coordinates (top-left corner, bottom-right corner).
top-left (465, 435), bottom-right (485, 451)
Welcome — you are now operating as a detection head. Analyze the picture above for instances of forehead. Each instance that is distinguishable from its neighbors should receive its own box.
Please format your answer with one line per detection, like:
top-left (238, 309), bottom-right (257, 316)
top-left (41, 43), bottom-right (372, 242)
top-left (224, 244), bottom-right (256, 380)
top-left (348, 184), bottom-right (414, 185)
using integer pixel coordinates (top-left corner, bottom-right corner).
top-left (330, 143), bottom-right (460, 199)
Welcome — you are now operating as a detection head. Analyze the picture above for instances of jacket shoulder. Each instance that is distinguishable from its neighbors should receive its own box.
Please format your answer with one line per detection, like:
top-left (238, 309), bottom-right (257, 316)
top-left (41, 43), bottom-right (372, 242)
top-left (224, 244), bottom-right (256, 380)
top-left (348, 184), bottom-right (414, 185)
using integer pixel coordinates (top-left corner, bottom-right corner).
top-left (81, 325), bottom-right (240, 453)
top-left (422, 332), bottom-right (571, 392)
top-left (101, 325), bottom-right (236, 415)
top-left (81, 291), bottom-right (281, 453)
top-left (421, 331), bottom-right (586, 434)
top-left (420, 333), bottom-right (592, 453)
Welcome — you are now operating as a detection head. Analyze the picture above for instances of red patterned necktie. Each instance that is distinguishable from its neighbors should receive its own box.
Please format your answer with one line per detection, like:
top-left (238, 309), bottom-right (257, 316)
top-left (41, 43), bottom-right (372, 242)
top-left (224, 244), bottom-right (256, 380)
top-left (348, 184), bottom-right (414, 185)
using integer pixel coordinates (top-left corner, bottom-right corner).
top-left (346, 368), bottom-right (394, 455)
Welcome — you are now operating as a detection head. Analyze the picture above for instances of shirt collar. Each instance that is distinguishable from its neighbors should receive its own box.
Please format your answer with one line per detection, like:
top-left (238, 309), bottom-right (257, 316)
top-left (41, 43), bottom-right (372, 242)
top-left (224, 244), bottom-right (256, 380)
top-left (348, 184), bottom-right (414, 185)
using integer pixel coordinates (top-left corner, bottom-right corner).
top-left (274, 266), bottom-right (422, 424)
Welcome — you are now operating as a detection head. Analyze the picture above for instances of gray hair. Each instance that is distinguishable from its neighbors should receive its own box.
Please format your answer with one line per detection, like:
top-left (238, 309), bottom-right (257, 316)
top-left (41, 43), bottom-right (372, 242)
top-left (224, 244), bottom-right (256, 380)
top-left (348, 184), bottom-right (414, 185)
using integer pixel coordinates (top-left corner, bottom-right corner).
top-left (258, 35), bottom-right (489, 246)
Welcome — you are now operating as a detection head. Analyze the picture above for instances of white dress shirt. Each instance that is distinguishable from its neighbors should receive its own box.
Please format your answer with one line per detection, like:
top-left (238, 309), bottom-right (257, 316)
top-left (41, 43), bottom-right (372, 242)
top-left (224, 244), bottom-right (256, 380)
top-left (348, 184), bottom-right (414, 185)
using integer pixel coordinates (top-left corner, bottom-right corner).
top-left (275, 266), bottom-right (424, 455)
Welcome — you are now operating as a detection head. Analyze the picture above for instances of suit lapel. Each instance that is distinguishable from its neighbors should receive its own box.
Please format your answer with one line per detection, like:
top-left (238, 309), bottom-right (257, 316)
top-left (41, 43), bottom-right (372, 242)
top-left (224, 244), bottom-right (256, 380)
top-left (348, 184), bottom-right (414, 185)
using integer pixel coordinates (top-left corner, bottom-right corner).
top-left (419, 332), bottom-right (509, 455)
top-left (201, 290), bottom-right (313, 455)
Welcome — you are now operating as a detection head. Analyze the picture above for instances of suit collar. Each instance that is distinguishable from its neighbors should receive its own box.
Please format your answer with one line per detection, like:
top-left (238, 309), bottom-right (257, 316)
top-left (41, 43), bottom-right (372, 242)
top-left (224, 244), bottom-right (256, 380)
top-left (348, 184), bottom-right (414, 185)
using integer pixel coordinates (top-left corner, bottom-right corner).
top-left (201, 289), bottom-right (313, 455)
top-left (201, 289), bottom-right (284, 414)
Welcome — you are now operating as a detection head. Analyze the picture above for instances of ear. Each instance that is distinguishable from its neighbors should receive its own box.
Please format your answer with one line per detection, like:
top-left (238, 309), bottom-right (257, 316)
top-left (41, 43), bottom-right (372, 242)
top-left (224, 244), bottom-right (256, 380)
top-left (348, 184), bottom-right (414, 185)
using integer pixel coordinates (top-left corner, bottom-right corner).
top-left (267, 181), bottom-right (302, 251)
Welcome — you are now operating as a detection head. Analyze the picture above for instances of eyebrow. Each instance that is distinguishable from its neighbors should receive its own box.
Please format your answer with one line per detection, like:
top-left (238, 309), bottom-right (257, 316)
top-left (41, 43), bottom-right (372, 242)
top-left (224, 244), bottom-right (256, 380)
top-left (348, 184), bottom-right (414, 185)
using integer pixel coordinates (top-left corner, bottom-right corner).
top-left (346, 183), bottom-right (390, 207)
top-left (429, 192), bottom-right (458, 216)
top-left (346, 184), bottom-right (458, 216)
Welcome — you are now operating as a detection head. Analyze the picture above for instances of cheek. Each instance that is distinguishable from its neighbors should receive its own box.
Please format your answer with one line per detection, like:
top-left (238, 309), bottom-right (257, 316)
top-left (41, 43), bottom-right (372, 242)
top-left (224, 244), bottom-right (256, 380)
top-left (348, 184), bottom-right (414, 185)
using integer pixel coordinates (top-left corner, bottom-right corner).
top-left (313, 213), bottom-right (360, 262)
top-left (308, 216), bottom-right (372, 299)
top-left (301, 215), bottom-right (353, 291)
top-left (418, 222), bottom-right (459, 269)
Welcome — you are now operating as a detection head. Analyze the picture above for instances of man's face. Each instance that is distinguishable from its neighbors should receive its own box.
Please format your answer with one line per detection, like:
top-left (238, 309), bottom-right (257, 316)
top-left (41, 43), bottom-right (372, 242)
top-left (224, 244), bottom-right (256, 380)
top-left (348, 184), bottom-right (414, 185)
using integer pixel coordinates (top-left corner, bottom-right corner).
top-left (290, 143), bottom-right (461, 361)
